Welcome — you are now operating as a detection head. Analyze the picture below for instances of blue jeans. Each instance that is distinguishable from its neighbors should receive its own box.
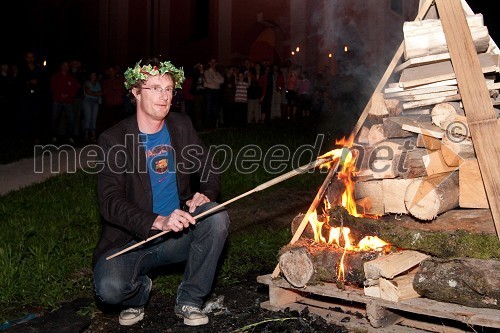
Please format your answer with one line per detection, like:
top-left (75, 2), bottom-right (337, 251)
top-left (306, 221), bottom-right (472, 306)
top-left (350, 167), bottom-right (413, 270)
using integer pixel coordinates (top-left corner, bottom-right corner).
top-left (51, 102), bottom-right (74, 138)
top-left (82, 98), bottom-right (99, 131)
top-left (93, 202), bottom-right (229, 308)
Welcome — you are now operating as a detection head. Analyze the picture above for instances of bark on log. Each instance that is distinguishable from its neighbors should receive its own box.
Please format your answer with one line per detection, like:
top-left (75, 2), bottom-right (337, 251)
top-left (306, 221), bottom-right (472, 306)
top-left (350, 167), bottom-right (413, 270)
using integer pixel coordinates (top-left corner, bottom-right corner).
top-left (278, 239), bottom-right (380, 288)
top-left (324, 207), bottom-right (500, 259)
top-left (414, 257), bottom-right (500, 309)
top-left (404, 171), bottom-right (459, 220)
top-left (382, 117), bottom-right (415, 139)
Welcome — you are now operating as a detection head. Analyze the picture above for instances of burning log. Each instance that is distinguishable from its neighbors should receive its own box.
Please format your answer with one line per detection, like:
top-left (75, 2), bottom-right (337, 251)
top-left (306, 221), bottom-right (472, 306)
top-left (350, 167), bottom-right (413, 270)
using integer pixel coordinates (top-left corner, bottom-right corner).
top-left (278, 239), bottom-right (380, 288)
top-left (414, 257), bottom-right (500, 309)
top-left (319, 206), bottom-right (500, 259)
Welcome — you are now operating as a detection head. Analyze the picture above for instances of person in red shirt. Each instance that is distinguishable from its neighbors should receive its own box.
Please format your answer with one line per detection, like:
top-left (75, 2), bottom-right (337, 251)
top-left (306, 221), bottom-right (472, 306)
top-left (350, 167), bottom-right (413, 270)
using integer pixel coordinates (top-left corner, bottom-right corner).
top-left (50, 61), bottom-right (80, 144)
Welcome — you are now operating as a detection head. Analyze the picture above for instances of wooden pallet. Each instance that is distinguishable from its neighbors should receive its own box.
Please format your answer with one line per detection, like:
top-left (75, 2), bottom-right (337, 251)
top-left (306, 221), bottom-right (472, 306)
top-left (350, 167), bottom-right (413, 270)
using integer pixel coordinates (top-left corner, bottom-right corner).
top-left (257, 274), bottom-right (500, 332)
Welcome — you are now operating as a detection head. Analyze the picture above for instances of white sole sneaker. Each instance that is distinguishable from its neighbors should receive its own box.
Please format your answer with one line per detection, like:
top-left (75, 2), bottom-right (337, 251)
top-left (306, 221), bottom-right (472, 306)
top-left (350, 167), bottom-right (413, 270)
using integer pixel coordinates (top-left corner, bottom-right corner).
top-left (119, 307), bottom-right (145, 326)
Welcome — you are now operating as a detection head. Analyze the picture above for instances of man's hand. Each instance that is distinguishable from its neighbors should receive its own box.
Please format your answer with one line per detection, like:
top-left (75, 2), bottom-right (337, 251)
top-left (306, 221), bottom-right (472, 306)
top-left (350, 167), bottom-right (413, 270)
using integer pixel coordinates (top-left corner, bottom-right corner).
top-left (185, 192), bottom-right (210, 213)
top-left (151, 209), bottom-right (196, 232)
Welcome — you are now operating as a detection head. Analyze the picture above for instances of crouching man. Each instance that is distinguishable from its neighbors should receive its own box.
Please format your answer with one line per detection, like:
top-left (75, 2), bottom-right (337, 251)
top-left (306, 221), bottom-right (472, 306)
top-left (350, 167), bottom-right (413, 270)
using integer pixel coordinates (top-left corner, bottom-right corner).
top-left (92, 58), bottom-right (229, 327)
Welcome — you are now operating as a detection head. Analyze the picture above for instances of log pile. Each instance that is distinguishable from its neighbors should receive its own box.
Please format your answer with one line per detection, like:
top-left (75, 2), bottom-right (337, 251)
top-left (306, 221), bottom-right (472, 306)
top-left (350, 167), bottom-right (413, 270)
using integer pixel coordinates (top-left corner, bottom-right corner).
top-left (354, 12), bottom-right (500, 221)
top-left (279, 208), bottom-right (500, 309)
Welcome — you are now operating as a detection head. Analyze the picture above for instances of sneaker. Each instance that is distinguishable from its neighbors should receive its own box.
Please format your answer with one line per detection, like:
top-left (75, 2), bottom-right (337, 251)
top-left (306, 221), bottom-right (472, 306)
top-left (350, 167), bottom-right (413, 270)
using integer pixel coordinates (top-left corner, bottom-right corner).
top-left (174, 304), bottom-right (209, 326)
top-left (119, 307), bottom-right (144, 326)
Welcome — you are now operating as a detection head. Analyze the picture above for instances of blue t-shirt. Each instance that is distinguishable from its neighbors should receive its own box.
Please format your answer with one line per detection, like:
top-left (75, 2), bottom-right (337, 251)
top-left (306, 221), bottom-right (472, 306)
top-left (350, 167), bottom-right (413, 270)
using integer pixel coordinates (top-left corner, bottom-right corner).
top-left (143, 124), bottom-right (180, 216)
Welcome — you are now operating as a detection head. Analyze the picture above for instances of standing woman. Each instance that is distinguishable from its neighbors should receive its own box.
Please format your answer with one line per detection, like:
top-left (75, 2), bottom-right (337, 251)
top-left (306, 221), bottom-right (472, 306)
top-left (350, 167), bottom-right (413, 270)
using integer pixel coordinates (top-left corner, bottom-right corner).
top-left (82, 71), bottom-right (103, 142)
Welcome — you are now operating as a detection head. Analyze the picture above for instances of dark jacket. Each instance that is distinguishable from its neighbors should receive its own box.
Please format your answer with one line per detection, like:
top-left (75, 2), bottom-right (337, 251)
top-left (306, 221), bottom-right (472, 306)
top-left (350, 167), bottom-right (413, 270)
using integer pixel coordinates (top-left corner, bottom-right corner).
top-left (93, 113), bottom-right (220, 267)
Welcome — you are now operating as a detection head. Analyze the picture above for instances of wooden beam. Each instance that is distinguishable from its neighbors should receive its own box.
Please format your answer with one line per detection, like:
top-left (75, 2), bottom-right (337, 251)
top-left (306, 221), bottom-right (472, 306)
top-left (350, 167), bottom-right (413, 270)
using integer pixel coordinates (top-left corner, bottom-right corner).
top-left (436, 0), bottom-right (500, 238)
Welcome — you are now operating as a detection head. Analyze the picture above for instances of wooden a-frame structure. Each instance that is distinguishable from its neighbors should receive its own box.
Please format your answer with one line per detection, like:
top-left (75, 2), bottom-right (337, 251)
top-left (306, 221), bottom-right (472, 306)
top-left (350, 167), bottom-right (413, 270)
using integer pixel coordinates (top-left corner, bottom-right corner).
top-left (272, 0), bottom-right (500, 279)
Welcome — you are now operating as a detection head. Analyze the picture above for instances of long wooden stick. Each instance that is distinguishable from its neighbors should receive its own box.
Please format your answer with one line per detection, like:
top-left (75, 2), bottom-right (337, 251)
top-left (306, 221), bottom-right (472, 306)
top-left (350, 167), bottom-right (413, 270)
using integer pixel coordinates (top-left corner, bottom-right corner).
top-left (270, 148), bottom-right (347, 278)
top-left (106, 157), bottom-right (330, 260)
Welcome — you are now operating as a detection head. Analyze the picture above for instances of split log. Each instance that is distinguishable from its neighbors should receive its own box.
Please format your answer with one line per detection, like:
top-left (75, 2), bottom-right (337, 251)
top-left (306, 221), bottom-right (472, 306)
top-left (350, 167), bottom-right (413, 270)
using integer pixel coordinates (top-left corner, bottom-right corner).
top-left (364, 250), bottom-right (429, 280)
top-left (459, 158), bottom-right (489, 208)
top-left (355, 126), bottom-right (370, 144)
top-left (368, 141), bottom-right (401, 179)
top-left (368, 124), bottom-right (387, 146)
top-left (359, 139), bottom-right (426, 179)
top-left (296, 206), bottom-right (500, 259)
top-left (404, 171), bottom-right (459, 220)
top-left (416, 133), bottom-right (441, 150)
top-left (422, 150), bottom-right (457, 176)
top-left (440, 135), bottom-right (475, 167)
top-left (441, 114), bottom-right (471, 138)
top-left (403, 14), bottom-right (489, 60)
top-left (379, 272), bottom-right (421, 302)
top-left (368, 92), bottom-right (389, 116)
top-left (278, 239), bottom-right (380, 288)
top-left (354, 180), bottom-right (384, 215)
top-left (394, 117), bottom-right (444, 139)
top-left (397, 147), bottom-right (428, 179)
top-left (382, 179), bottom-right (413, 214)
top-left (382, 117), bottom-right (415, 139)
top-left (384, 99), bottom-right (403, 116)
top-left (414, 257), bottom-right (500, 309)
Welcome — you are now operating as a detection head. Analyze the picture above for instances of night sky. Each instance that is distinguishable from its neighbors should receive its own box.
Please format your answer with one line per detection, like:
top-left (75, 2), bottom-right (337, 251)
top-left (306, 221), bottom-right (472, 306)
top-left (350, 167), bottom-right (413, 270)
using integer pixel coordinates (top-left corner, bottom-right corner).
top-left (1, 0), bottom-right (499, 69)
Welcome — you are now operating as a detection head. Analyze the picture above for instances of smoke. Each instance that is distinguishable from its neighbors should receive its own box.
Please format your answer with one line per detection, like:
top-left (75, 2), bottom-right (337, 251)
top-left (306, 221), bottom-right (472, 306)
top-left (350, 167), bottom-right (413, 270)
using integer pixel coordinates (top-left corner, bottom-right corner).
top-left (305, 0), bottom-right (414, 140)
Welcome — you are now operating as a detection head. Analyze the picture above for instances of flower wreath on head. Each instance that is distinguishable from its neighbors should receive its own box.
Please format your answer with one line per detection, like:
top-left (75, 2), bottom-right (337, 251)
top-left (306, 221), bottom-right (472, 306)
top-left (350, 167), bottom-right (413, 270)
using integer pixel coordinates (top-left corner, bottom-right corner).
top-left (124, 60), bottom-right (185, 90)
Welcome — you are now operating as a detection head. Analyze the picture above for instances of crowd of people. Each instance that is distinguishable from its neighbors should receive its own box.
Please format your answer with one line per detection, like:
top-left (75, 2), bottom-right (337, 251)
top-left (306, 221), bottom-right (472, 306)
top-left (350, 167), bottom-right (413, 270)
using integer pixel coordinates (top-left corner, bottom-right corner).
top-left (181, 57), bottom-right (337, 131)
top-left (0, 52), bottom-right (130, 145)
top-left (0, 52), bottom-right (343, 146)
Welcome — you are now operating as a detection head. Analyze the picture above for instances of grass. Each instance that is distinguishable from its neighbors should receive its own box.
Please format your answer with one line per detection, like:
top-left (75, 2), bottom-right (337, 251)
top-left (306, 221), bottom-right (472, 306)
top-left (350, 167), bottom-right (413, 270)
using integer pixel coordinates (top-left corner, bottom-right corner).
top-left (0, 121), bottom-right (334, 322)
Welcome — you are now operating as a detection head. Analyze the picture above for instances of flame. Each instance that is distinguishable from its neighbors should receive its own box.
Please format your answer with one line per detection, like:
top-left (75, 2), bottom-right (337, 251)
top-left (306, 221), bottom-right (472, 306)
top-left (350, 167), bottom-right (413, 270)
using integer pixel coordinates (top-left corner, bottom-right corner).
top-left (305, 136), bottom-right (388, 283)
top-left (356, 236), bottom-right (389, 251)
top-left (338, 248), bottom-right (347, 281)
top-left (308, 210), bottom-right (326, 243)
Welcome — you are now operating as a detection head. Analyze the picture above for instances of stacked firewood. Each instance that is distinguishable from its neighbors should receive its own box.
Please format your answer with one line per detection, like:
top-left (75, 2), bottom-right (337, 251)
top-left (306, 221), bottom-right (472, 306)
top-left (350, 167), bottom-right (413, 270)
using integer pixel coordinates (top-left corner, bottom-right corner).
top-left (354, 13), bottom-right (500, 220)
top-left (363, 250), bottom-right (428, 302)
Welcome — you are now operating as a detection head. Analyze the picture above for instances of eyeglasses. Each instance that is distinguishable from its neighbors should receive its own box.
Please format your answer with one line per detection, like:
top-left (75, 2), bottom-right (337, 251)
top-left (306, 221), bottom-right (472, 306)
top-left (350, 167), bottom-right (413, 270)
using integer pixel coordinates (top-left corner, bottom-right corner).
top-left (142, 86), bottom-right (177, 96)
